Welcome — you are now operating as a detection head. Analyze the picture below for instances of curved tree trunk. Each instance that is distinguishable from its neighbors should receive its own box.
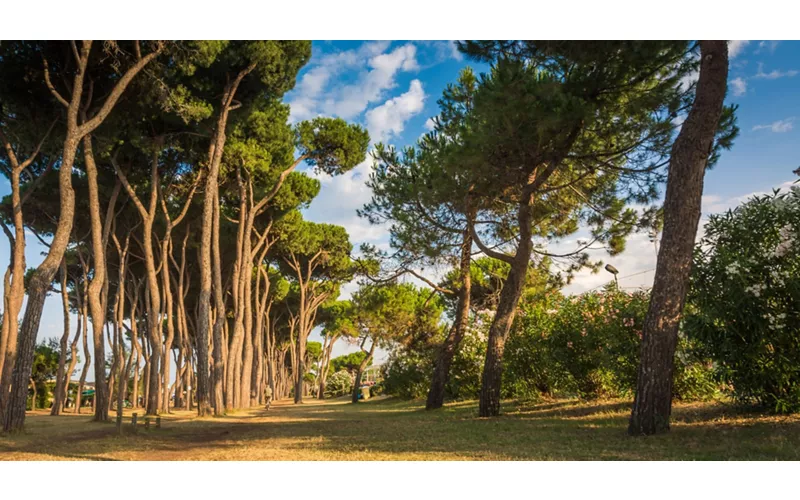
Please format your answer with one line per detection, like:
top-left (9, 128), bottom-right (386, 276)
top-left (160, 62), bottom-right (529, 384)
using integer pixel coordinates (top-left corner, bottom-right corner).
top-left (351, 343), bottom-right (376, 404)
top-left (629, 40), bottom-right (729, 436)
top-left (478, 200), bottom-right (533, 417)
top-left (61, 313), bottom-right (82, 413)
top-left (427, 216), bottom-right (473, 410)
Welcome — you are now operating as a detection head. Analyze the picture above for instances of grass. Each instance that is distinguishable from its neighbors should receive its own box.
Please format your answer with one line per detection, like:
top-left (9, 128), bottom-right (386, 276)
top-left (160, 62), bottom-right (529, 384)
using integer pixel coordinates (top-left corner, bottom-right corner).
top-left (1, 396), bottom-right (799, 460)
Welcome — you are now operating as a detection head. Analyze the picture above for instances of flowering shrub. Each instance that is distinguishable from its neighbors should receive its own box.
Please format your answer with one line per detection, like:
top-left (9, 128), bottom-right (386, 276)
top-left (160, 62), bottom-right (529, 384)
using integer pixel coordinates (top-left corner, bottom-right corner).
top-left (506, 286), bottom-right (716, 401)
top-left (547, 288), bottom-right (648, 398)
top-left (688, 187), bottom-right (800, 412)
top-left (382, 348), bottom-right (432, 399)
top-left (324, 370), bottom-right (354, 398)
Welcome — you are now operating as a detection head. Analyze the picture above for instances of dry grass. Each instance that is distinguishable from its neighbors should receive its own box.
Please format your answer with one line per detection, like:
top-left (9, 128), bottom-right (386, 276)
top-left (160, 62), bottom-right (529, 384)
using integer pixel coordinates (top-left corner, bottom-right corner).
top-left (2, 396), bottom-right (799, 460)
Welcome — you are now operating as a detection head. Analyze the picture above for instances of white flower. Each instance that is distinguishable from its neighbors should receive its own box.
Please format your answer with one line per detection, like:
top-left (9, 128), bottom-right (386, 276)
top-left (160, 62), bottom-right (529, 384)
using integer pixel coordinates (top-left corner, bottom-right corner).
top-left (726, 262), bottom-right (742, 275)
top-left (774, 224), bottom-right (794, 258)
top-left (745, 284), bottom-right (765, 297)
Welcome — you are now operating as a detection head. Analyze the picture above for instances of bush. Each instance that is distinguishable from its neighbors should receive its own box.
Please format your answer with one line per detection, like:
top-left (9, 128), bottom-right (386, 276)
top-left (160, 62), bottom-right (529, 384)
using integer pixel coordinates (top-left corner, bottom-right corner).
top-left (382, 348), bottom-right (431, 399)
top-left (506, 286), bottom-right (717, 402)
top-left (687, 187), bottom-right (800, 412)
top-left (324, 370), bottom-right (353, 398)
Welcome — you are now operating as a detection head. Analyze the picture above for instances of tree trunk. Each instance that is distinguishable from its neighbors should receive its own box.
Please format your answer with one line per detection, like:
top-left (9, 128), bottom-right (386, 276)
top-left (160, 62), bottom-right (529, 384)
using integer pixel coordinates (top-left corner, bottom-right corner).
top-left (75, 296), bottom-right (91, 415)
top-left (317, 334), bottom-right (338, 400)
top-left (478, 199), bottom-right (534, 417)
top-left (351, 343), bottom-right (376, 404)
top-left (61, 313), bottom-right (81, 413)
top-left (211, 190), bottom-right (227, 414)
top-left (628, 40), bottom-right (729, 436)
top-left (427, 217), bottom-right (473, 410)
top-left (196, 67), bottom-right (253, 416)
top-left (51, 259), bottom-right (71, 415)
top-left (83, 135), bottom-right (119, 422)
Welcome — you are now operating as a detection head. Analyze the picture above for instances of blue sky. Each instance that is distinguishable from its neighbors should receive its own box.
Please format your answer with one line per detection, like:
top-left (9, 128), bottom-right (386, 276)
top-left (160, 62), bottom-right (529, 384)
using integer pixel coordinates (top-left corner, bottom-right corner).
top-left (1, 40), bottom-right (798, 369)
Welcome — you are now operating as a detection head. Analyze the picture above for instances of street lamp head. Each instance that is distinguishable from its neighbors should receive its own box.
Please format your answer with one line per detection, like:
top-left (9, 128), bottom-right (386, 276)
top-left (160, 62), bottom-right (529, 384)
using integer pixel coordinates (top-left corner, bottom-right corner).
top-left (605, 264), bottom-right (619, 276)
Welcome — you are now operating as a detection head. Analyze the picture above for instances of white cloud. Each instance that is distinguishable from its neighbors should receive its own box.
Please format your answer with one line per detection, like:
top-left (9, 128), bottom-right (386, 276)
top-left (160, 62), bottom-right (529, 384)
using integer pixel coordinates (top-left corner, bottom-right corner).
top-left (563, 180), bottom-right (798, 295)
top-left (288, 41), bottom-right (418, 123)
top-left (755, 40), bottom-right (780, 54)
top-left (754, 63), bottom-right (799, 80)
top-left (679, 69), bottom-right (699, 91)
top-left (730, 77), bottom-right (747, 96)
top-left (728, 40), bottom-right (750, 58)
top-left (365, 79), bottom-right (426, 143)
top-left (752, 118), bottom-right (794, 133)
top-left (424, 117), bottom-right (436, 131)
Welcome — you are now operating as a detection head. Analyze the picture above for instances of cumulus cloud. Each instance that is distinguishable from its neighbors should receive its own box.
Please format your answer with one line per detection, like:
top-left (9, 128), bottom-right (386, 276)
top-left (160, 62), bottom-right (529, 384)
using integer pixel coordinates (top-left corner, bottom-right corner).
top-left (424, 117), bottom-right (436, 131)
top-left (752, 118), bottom-right (794, 133)
top-left (365, 79), bottom-right (426, 143)
top-left (730, 77), bottom-right (747, 96)
top-left (728, 40), bottom-right (750, 58)
top-left (289, 42), bottom-right (420, 123)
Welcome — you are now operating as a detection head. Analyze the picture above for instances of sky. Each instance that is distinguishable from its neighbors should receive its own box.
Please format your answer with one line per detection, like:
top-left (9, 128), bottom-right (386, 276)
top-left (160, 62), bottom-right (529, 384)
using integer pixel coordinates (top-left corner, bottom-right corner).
top-left (1, 40), bottom-right (799, 372)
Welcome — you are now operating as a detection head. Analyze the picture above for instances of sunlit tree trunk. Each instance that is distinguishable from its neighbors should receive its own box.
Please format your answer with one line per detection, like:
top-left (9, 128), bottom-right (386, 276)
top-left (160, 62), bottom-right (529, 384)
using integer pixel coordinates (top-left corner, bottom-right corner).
top-left (629, 40), bottom-right (729, 436)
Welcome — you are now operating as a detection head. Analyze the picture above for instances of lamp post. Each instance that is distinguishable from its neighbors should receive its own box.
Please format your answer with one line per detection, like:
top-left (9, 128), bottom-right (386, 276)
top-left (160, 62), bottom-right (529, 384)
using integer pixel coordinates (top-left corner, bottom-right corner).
top-left (605, 264), bottom-right (619, 290)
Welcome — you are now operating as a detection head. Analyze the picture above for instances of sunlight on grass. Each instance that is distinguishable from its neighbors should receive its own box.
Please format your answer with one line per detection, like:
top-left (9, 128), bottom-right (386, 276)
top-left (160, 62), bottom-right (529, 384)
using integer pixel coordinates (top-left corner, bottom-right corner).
top-left (2, 397), bottom-right (799, 460)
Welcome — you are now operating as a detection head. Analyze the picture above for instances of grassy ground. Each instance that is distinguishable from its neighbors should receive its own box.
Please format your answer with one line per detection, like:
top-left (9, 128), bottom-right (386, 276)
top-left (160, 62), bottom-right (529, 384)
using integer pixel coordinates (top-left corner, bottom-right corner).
top-left (1, 396), bottom-right (799, 460)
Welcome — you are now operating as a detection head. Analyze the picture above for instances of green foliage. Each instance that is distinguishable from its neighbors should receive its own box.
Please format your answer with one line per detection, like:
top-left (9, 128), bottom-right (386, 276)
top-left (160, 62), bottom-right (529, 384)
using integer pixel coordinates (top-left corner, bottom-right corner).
top-left (382, 348), bottom-right (432, 399)
top-left (505, 287), bottom-right (715, 401)
top-left (28, 339), bottom-right (61, 409)
top-left (296, 117), bottom-right (370, 175)
top-left (274, 211), bottom-right (354, 284)
top-left (351, 282), bottom-right (445, 350)
top-left (688, 187), bottom-right (800, 412)
top-left (306, 341), bottom-right (322, 365)
top-left (324, 370), bottom-right (353, 398)
top-left (330, 351), bottom-right (370, 374)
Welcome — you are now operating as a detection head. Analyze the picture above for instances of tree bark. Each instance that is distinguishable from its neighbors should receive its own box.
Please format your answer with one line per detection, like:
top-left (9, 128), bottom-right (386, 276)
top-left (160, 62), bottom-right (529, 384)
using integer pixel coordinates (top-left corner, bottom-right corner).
top-left (196, 65), bottom-right (255, 416)
top-left (75, 287), bottom-right (91, 415)
top-left (427, 214), bottom-right (473, 410)
top-left (51, 259), bottom-right (71, 415)
top-left (211, 190), bottom-right (227, 414)
top-left (478, 197), bottom-right (534, 417)
top-left (628, 40), bottom-right (729, 436)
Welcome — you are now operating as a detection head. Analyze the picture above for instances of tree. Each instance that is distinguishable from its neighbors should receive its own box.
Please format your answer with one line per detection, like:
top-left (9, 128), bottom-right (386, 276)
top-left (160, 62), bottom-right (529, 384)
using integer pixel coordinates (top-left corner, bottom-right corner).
top-left (455, 41), bottom-right (706, 417)
top-left (3, 41), bottom-right (164, 431)
top-left (316, 300), bottom-right (357, 398)
top-left (348, 283), bottom-right (443, 403)
top-left (361, 68), bottom-right (480, 410)
top-left (274, 212), bottom-right (355, 403)
top-left (629, 41), bottom-right (736, 435)
top-left (190, 41), bottom-right (312, 416)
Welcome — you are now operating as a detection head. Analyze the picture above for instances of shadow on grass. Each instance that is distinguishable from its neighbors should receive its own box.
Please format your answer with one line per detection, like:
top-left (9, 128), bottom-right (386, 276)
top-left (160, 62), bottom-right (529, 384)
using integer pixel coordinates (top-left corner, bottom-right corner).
top-left (3, 397), bottom-right (800, 461)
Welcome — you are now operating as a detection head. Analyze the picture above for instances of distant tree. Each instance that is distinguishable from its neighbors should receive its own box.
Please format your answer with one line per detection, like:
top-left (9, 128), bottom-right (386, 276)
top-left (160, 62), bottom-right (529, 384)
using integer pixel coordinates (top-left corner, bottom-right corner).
top-left (349, 283), bottom-right (443, 403)
top-left (30, 339), bottom-right (60, 410)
